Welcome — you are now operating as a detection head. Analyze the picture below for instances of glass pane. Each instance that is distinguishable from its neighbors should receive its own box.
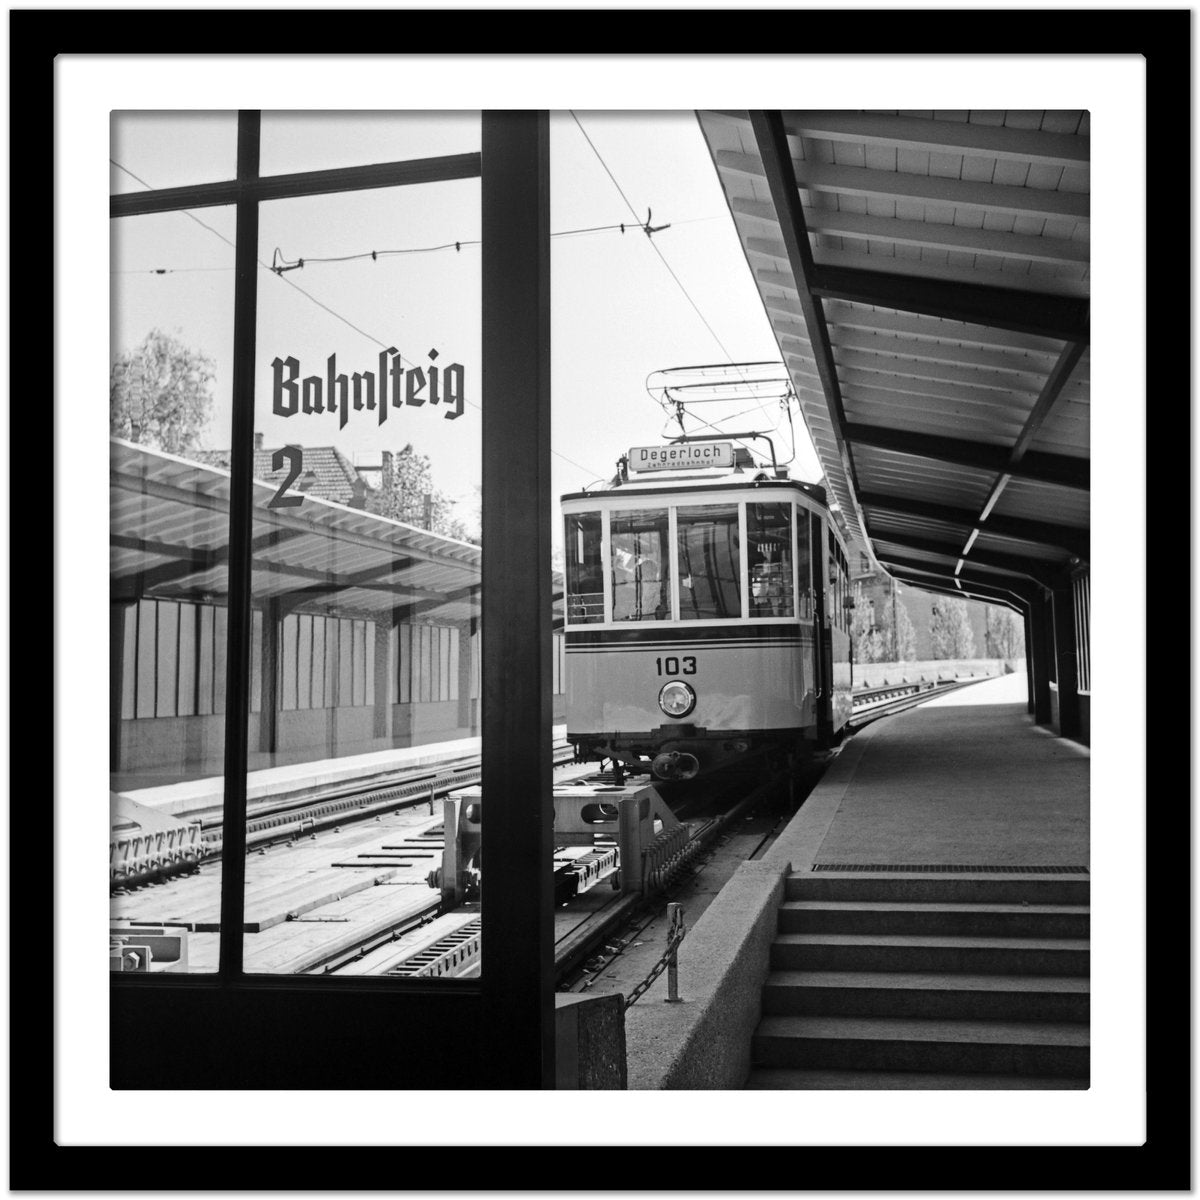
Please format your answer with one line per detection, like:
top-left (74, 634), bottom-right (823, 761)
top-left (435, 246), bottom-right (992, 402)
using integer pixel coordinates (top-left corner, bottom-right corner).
top-left (611, 509), bottom-right (671, 622)
top-left (796, 509), bottom-right (812, 620)
top-left (564, 512), bottom-right (604, 624)
top-left (245, 163), bottom-right (482, 976)
top-left (260, 111), bottom-right (481, 176)
top-left (748, 502), bottom-right (794, 618)
top-left (110, 112), bottom-right (238, 193)
top-left (110, 206), bottom-right (237, 974)
top-left (677, 504), bottom-right (741, 621)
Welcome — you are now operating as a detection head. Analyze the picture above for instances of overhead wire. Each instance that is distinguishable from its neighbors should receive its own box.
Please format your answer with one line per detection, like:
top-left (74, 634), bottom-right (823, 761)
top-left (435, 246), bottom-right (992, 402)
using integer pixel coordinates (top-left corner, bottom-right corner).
top-left (110, 157), bottom-right (607, 484)
top-left (569, 114), bottom-right (795, 465)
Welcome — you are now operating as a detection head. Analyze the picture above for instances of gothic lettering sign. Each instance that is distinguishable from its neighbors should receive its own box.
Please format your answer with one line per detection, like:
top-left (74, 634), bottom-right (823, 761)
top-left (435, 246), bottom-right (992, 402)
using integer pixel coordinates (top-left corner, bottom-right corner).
top-left (272, 347), bottom-right (465, 428)
top-left (266, 346), bottom-right (467, 508)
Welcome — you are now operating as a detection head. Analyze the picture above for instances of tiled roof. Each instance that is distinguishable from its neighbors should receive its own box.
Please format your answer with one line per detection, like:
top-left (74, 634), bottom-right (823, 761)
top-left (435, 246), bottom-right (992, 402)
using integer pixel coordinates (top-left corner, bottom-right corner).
top-left (192, 446), bottom-right (368, 504)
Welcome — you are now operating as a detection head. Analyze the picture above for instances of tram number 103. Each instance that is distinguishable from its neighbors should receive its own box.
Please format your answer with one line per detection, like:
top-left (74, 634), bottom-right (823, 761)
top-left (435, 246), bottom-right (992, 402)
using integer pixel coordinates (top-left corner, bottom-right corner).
top-left (655, 656), bottom-right (697, 676)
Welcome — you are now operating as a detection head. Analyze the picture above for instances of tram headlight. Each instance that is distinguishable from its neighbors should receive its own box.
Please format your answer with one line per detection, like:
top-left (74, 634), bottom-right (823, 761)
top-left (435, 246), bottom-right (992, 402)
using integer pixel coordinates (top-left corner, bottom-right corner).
top-left (658, 680), bottom-right (697, 719)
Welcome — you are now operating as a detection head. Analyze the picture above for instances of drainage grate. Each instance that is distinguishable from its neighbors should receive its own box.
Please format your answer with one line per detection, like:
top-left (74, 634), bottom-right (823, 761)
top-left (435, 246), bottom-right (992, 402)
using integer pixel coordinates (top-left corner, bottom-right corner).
top-left (812, 863), bottom-right (1089, 874)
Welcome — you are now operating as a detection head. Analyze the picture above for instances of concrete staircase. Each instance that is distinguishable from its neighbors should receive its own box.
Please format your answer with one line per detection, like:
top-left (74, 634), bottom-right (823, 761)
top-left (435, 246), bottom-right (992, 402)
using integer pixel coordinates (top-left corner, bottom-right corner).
top-left (746, 871), bottom-right (1090, 1089)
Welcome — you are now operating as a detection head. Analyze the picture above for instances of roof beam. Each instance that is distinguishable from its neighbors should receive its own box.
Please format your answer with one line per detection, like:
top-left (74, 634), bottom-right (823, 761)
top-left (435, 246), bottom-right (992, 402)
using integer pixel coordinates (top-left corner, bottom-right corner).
top-left (717, 151), bottom-right (1089, 223)
top-left (886, 572), bottom-right (1026, 615)
top-left (845, 422), bottom-right (1089, 489)
top-left (745, 212), bottom-right (1089, 267)
top-left (857, 491), bottom-right (1089, 557)
top-left (750, 111), bottom-right (862, 517)
top-left (780, 111), bottom-right (1089, 168)
top-left (820, 301), bottom-right (1068, 356)
top-left (867, 529), bottom-right (1058, 586)
top-left (877, 554), bottom-right (1039, 602)
top-left (811, 264), bottom-right (1090, 343)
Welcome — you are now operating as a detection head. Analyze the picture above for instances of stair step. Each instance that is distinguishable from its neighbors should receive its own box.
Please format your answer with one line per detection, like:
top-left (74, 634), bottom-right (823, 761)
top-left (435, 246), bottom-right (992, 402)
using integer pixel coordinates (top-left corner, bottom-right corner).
top-left (745, 1067), bottom-right (1090, 1090)
top-left (762, 970), bottom-right (1089, 1022)
top-left (752, 1014), bottom-right (1088, 1077)
top-left (771, 932), bottom-right (1089, 976)
top-left (788, 873), bottom-right (1089, 906)
top-left (779, 900), bottom-right (1089, 938)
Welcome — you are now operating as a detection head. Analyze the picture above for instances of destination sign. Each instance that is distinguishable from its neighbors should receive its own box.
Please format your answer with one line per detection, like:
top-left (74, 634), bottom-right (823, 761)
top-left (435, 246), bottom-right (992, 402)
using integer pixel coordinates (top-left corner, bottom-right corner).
top-left (629, 443), bottom-right (733, 472)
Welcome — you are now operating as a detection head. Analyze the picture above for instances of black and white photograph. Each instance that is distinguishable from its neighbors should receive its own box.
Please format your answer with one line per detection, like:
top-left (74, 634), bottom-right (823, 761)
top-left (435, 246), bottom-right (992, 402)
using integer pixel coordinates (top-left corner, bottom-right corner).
top-left (17, 7), bottom-right (1187, 1187)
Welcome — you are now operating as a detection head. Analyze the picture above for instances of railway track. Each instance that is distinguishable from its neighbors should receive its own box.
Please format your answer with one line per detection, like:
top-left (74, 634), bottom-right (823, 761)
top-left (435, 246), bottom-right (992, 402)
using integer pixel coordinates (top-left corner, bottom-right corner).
top-left (849, 675), bottom-right (990, 728)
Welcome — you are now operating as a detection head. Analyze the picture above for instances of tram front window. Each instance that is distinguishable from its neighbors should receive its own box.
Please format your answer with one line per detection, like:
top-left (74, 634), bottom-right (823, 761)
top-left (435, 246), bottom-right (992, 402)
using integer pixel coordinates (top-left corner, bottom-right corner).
top-left (678, 504), bottom-right (741, 621)
top-left (611, 508), bottom-right (670, 621)
top-left (564, 512), bottom-right (603, 624)
top-left (748, 503), bottom-right (794, 618)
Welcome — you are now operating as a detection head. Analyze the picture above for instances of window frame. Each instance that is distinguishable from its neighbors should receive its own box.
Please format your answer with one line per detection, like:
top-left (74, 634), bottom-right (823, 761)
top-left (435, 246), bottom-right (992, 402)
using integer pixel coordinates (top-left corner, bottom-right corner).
top-left (109, 110), bottom-right (554, 1090)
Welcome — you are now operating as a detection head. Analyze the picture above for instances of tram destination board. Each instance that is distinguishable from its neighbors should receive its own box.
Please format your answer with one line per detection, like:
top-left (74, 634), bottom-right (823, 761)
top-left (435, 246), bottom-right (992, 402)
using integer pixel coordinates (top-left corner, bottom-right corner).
top-left (629, 442), bottom-right (732, 471)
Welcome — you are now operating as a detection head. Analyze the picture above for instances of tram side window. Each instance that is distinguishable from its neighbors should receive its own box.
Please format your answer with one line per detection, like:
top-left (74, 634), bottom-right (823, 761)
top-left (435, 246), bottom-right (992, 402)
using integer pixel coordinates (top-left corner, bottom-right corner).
top-left (611, 508), bottom-right (671, 622)
top-left (828, 540), bottom-right (840, 628)
top-left (795, 512), bottom-right (811, 620)
top-left (747, 503), bottom-right (794, 618)
top-left (677, 504), bottom-right (741, 621)
top-left (564, 512), bottom-right (604, 624)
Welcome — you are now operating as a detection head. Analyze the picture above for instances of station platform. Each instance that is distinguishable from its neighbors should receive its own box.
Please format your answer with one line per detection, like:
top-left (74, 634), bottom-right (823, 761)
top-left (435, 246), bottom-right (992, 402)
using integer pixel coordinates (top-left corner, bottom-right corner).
top-left (624, 673), bottom-right (1090, 1089)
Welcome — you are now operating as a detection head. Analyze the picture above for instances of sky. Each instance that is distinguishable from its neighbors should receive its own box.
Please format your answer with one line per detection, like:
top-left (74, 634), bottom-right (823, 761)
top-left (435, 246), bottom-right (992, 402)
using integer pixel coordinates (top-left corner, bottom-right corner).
top-left (110, 110), bottom-right (821, 547)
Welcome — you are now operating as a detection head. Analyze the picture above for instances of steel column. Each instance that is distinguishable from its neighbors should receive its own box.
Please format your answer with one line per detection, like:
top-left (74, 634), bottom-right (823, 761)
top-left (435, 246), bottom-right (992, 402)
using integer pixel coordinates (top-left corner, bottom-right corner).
top-left (479, 111), bottom-right (554, 1089)
top-left (1029, 592), bottom-right (1053, 724)
top-left (1051, 581), bottom-right (1081, 739)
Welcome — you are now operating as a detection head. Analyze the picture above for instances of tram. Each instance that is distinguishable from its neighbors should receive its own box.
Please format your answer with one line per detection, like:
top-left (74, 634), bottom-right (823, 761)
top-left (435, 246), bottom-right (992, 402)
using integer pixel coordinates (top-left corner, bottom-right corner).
top-left (562, 435), bottom-right (854, 781)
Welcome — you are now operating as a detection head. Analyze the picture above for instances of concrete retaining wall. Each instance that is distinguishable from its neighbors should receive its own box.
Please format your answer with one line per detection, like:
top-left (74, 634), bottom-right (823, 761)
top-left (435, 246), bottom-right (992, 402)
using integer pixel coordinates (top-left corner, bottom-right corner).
top-left (854, 657), bottom-right (1023, 690)
top-left (624, 861), bottom-right (787, 1089)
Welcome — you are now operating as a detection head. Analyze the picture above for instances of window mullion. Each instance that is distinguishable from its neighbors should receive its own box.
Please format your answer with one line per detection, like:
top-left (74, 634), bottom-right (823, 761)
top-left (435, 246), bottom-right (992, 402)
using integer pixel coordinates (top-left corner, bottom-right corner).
top-left (217, 110), bottom-right (261, 980)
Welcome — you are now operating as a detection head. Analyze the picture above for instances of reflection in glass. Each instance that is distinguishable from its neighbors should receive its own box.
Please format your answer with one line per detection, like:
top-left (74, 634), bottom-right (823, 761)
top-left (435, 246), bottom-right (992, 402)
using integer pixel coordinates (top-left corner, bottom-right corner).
top-left (244, 173), bottom-right (482, 975)
top-left (611, 509), bottom-right (671, 622)
top-left (109, 207), bottom-right (237, 974)
top-left (564, 512), bottom-right (603, 624)
top-left (748, 503), bottom-right (794, 618)
top-left (677, 504), bottom-right (740, 621)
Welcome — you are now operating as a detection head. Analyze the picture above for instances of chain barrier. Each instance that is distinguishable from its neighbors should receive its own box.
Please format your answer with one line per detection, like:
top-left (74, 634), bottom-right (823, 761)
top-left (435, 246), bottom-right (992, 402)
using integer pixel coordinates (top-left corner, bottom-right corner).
top-left (624, 903), bottom-right (685, 1011)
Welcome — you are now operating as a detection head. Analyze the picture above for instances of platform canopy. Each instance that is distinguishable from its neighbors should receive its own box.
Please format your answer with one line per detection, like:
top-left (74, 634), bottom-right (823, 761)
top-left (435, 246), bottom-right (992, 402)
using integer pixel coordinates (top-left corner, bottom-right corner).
top-left (698, 110), bottom-right (1090, 607)
top-left (110, 439), bottom-right (482, 625)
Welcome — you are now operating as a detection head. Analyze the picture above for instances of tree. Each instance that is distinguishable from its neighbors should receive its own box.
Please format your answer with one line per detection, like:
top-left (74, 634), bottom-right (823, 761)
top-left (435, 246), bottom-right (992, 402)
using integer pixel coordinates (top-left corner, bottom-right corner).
top-left (111, 329), bottom-right (215, 454)
top-left (368, 443), bottom-right (479, 544)
top-left (985, 605), bottom-right (1026, 659)
top-left (930, 596), bottom-right (976, 659)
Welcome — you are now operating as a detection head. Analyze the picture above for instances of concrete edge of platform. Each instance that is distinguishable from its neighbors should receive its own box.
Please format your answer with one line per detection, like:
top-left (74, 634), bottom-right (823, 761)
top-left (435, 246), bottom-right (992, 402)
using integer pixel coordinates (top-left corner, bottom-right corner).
top-left (623, 720), bottom-right (894, 1088)
top-left (762, 717), bottom-right (891, 872)
top-left (624, 860), bottom-right (786, 1090)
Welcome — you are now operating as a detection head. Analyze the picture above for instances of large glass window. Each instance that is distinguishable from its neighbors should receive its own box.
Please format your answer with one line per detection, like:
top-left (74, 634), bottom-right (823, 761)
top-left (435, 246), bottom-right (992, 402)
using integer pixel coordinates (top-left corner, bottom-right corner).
top-left (564, 512), bottom-right (603, 624)
top-left (246, 169), bottom-right (481, 975)
top-left (677, 504), bottom-right (741, 621)
top-left (109, 203), bottom-right (237, 973)
top-left (748, 502), bottom-right (794, 618)
top-left (611, 508), bottom-right (671, 621)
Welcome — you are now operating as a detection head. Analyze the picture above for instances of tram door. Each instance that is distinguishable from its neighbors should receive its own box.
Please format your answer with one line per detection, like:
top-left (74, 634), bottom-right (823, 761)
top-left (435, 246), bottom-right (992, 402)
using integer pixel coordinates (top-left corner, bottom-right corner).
top-left (810, 512), bottom-right (833, 745)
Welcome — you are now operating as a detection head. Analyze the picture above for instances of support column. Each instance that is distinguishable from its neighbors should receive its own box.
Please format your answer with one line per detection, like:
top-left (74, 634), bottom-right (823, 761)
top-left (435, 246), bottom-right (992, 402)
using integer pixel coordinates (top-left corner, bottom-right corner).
top-left (259, 599), bottom-right (280, 757)
top-left (1029, 591), bottom-right (1052, 725)
top-left (1051, 581), bottom-right (1081, 739)
top-left (373, 617), bottom-right (396, 742)
top-left (479, 110), bottom-right (554, 1089)
top-left (1023, 606), bottom-right (1035, 715)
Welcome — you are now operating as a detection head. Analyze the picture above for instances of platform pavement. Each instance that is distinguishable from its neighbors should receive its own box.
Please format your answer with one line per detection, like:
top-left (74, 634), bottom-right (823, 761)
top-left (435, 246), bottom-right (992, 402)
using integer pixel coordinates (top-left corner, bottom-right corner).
top-left (624, 673), bottom-right (1090, 1088)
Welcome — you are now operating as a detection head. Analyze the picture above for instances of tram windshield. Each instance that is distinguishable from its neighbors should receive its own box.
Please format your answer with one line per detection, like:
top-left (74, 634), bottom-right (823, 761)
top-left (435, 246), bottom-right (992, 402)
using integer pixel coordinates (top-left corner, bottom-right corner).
top-left (611, 508), bottom-right (671, 621)
top-left (677, 504), bottom-right (741, 620)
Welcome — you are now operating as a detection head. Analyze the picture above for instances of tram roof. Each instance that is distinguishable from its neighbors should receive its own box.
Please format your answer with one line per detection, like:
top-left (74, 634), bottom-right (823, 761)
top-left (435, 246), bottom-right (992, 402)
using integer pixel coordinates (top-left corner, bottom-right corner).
top-left (110, 439), bottom-right (491, 624)
top-left (698, 110), bottom-right (1090, 601)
